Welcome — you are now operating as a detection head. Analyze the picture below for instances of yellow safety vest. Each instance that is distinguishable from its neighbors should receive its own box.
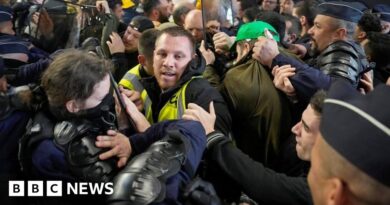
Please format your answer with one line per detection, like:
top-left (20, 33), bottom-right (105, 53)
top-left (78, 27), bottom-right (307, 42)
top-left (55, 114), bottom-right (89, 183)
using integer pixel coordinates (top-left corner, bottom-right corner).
top-left (119, 64), bottom-right (153, 123)
top-left (157, 76), bottom-right (202, 122)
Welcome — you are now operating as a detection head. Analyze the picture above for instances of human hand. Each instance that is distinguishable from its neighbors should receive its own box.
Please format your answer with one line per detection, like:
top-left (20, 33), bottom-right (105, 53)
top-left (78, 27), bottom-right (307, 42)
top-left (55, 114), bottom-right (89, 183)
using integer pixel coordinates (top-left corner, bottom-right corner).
top-left (96, 130), bottom-right (132, 168)
top-left (96, 0), bottom-right (111, 14)
top-left (272, 65), bottom-right (296, 96)
top-left (0, 76), bottom-right (7, 92)
top-left (32, 9), bottom-right (54, 38)
top-left (288, 44), bottom-right (307, 59)
top-left (107, 32), bottom-right (125, 54)
top-left (199, 40), bottom-right (216, 65)
top-left (359, 72), bottom-right (374, 94)
top-left (122, 93), bottom-right (150, 132)
top-left (119, 86), bottom-right (143, 111)
top-left (182, 102), bottom-right (216, 135)
top-left (252, 36), bottom-right (279, 68)
top-left (213, 32), bottom-right (235, 55)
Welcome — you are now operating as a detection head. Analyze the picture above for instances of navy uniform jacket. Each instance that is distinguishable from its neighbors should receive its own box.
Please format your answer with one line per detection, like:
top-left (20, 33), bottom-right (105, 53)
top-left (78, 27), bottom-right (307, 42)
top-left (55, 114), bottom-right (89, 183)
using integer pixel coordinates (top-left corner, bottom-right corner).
top-left (32, 120), bottom-right (206, 204)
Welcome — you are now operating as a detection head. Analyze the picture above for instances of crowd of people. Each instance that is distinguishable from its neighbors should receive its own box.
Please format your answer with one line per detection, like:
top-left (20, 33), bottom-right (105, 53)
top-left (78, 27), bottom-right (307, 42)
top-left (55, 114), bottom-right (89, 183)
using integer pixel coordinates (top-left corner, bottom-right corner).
top-left (0, 0), bottom-right (389, 205)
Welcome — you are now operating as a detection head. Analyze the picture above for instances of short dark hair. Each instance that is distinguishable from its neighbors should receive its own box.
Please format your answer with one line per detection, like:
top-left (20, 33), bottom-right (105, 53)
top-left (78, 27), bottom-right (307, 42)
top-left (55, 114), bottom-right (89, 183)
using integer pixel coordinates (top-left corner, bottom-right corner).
top-left (243, 7), bottom-right (262, 22)
top-left (156, 26), bottom-right (196, 54)
top-left (256, 11), bottom-right (286, 45)
top-left (358, 12), bottom-right (382, 33)
top-left (172, 5), bottom-right (192, 25)
top-left (139, 28), bottom-right (161, 61)
top-left (143, 0), bottom-right (161, 16)
top-left (365, 32), bottom-right (390, 71)
top-left (282, 13), bottom-right (302, 38)
top-left (294, 0), bottom-right (318, 28)
top-left (41, 49), bottom-right (111, 107)
top-left (107, 0), bottom-right (122, 10)
top-left (309, 90), bottom-right (327, 116)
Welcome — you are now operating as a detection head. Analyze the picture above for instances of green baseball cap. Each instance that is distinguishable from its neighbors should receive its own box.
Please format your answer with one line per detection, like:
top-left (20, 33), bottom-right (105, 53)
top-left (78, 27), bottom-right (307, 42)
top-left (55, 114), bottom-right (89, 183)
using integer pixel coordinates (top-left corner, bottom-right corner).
top-left (235, 21), bottom-right (280, 44)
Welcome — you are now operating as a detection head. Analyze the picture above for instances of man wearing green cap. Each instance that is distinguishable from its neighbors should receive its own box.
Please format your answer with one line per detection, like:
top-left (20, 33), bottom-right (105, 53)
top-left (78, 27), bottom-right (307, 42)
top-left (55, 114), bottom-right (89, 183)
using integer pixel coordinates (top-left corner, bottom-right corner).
top-left (201, 21), bottom-right (294, 167)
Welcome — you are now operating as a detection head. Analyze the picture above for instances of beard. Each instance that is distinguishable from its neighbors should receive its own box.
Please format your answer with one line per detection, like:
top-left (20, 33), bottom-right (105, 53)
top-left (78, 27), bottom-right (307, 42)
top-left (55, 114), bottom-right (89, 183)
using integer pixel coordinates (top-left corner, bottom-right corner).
top-left (308, 39), bottom-right (320, 57)
top-left (158, 13), bottom-right (170, 23)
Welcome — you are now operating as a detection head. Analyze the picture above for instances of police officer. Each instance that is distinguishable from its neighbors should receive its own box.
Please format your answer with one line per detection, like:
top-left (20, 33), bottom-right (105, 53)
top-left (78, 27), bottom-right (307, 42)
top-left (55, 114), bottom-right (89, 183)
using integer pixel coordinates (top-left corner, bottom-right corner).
top-left (252, 1), bottom-right (370, 103)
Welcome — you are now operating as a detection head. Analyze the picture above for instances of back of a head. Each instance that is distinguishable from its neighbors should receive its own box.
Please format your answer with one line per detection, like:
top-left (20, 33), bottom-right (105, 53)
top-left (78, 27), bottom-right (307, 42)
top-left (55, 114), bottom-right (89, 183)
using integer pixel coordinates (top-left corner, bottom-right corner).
top-left (316, 81), bottom-right (390, 205)
top-left (139, 28), bottom-right (161, 60)
top-left (41, 49), bottom-right (111, 108)
top-left (243, 7), bottom-right (262, 23)
top-left (358, 12), bottom-right (382, 33)
top-left (172, 3), bottom-right (192, 26)
top-left (294, 0), bottom-right (318, 28)
top-left (365, 31), bottom-right (390, 71)
top-left (143, 0), bottom-right (161, 16)
top-left (256, 11), bottom-right (286, 45)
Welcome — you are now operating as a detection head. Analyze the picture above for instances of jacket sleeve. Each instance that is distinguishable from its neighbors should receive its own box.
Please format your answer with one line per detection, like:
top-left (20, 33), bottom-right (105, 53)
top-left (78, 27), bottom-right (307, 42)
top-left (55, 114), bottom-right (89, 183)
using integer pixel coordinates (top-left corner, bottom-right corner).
top-left (208, 134), bottom-right (313, 205)
top-left (203, 65), bottom-right (222, 90)
top-left (271, 53), bottom-right (332, 103)
top-left (186, 79), bottom-right (232, 136)
top-left (129, 120), bottom-right (206, 157)
top-left (111, 53), bottom-right (130, 81)
top-left (11, 58), bottom-right (51, 86)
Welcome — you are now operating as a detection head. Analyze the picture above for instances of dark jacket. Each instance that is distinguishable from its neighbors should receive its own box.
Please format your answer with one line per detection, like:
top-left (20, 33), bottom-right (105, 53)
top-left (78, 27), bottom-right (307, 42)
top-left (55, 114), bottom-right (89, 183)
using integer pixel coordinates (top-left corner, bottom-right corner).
top-left (271, 40), bottom-right (369, 103)
top-left (207, 132), bottom-right (313, 205)
top-left (219, 58), bottom-right (292, 165)
top-left (111, 51), bottom-right (139, 81)
top-left (141, 52), bottom-right (232, 136)
top-left (29, 114), bottom-right (206, 204)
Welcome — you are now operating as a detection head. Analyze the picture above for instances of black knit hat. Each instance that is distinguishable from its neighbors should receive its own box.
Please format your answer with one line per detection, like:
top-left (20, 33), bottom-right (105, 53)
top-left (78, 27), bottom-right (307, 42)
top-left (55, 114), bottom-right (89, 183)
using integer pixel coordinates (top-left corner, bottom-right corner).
top-left (129, 16), bottom-right (154, 33)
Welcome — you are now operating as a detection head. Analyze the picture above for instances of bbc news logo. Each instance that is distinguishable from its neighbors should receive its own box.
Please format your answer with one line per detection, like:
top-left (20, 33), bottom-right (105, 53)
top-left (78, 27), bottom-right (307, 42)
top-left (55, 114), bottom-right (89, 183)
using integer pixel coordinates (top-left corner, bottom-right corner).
top-left (9, 181), bottom-right (114, 197)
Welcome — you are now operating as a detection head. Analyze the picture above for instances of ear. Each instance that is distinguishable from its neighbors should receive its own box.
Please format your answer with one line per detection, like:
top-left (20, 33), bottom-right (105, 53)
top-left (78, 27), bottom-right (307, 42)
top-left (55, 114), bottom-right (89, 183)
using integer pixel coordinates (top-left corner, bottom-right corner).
top-left (334, 28), bottom-right (347, 40)
top-left (243, 42), bottom-right (252, 54)
top-left (326, 178), bottom-right (348, 205)
top-left (357, 31), bottom-right (366, 40)
top-left (288, 33), bottom-right (298, 44)
top-left (152, 8), bottom-right (160, 19)
top-left (300, 16), bottom-right (307, 27)
top-left (138, 55), bottom-right (146, 66)
top-left (65, 100), bottom-right (80, 113)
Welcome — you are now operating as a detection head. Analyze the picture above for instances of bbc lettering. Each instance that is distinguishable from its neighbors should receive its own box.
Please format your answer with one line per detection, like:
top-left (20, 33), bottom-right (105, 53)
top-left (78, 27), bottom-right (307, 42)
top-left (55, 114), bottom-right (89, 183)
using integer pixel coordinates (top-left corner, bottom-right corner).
top-left (9, 181), bottom-right (62, 197)
top-left (9, 181), bottom-right (113, 197)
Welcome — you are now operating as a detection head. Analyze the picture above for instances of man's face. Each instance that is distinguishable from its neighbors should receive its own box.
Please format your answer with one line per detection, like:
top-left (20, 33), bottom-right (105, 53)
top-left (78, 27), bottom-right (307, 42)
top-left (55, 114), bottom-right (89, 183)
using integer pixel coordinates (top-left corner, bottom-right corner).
top-left (308, 136), bottom-right (331, 205)
top-left (123, 26), bottom-right (142, 52)
top-left (153, 34), bottom-right (193, 90)
top-left (292, 104), bottom-right (321, 161)
top-left (308, 15), bottom-right (339, 53)
top-left (0, 21), bottom-right (15, 35)
top-left (113, 4), bottom-right (124, 22)
top-left (280, 0), bottom-right (294, 15)
top-left (184, 13), bottom-right (204, 43)
top-left (206, 20), bottom-right (221, 35)
top-left (380, 20), bottom-right (390, 34)
top-left (262, 0), bottom-right (278, 11)
top-left (157, 0), bottom-right (172, 23)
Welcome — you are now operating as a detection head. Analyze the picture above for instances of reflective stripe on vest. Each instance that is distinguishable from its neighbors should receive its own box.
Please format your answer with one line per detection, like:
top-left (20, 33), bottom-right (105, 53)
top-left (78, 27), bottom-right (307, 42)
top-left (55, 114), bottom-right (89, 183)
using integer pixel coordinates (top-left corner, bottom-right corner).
top-left (157, 76), bottom-right (202, 122)
top-left (119, 65), bottom-right (153, 122)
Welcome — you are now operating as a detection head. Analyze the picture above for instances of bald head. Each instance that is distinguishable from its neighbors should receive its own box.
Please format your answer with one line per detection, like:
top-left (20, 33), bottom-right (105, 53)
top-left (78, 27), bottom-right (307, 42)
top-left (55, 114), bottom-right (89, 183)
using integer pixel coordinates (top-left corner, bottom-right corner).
top-left (184, 9), bottom-right (203, 43)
